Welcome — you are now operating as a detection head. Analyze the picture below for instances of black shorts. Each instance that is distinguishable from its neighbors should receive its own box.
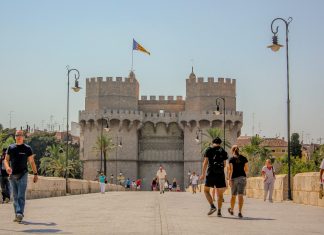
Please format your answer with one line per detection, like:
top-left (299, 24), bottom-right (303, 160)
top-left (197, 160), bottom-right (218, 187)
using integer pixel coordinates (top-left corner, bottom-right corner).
top-left (205, 173), bottom-right (226, 188)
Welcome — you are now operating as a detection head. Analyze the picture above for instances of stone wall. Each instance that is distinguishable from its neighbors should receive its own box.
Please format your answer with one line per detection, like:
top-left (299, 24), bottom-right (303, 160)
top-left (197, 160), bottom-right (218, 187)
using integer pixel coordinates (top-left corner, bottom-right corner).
top-left (293, 172), bottom-right (324, 207)
top-left (188, 175), bottom-right (288, 202)
top-left (23, 175), bottom-right (124, 200)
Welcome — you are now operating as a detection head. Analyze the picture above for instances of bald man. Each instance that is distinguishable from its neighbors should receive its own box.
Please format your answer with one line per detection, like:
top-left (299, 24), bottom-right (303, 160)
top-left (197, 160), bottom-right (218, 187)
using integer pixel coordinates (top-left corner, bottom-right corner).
top-left (4, 130), bottom-right (38, 223)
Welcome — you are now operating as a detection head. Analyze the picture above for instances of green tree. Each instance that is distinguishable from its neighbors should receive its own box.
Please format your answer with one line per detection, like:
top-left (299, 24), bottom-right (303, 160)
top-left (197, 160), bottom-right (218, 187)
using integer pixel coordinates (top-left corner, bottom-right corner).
top-left (291, 133), bottom-right (302, 158)
top-left (312, 145), bottom-right (324, 169)
top-left (39, 144), bottom-right (82, 178)
top-left (92, 135), bottom-right (115, 175)
top-left (277, 155), bottom-right (316, 176)
top-left (199, 128), bottom-right (231, 152)
top-left (25, 132), bottom-right (58, 168)
top-left (241, 135), bottom-right (272, 177)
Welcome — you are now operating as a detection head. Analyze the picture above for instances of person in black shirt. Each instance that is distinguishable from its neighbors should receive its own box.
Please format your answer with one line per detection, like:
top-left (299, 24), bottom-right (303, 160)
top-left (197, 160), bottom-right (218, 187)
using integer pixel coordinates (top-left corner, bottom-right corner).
top-left (228, 145), bottom-right (248, 218)
top-left (4, 130), bottom-right (38, 223)
top-left (200, 137), bottom-right (228, 217)
top-left (1, 148), bottom-right (11, 203)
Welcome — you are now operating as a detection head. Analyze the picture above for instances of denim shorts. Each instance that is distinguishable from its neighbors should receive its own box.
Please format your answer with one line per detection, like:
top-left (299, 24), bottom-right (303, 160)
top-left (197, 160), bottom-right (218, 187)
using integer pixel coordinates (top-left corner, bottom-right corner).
top-left (231, 176), bottom-right (247, 196)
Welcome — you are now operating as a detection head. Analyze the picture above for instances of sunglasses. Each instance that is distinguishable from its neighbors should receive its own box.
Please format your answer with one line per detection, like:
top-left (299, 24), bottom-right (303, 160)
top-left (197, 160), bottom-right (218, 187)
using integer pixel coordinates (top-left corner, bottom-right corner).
top-left (15, 134), bottom-right (24, 137)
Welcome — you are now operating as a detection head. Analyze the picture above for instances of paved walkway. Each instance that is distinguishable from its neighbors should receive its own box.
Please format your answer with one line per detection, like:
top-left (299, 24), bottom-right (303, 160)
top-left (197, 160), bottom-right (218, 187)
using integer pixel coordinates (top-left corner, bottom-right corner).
top-left (0, 192), bottom-right (323, 235)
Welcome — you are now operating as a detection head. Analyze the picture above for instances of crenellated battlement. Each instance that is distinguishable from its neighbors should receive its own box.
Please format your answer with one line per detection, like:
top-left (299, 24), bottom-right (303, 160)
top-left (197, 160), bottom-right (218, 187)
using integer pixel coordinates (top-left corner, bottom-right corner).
top-left (86, 76), bottom-right (137, 85)
top-left (140, 95), bottom-right (184, 101)
top-left (187, 76), bottom-right (236, 85)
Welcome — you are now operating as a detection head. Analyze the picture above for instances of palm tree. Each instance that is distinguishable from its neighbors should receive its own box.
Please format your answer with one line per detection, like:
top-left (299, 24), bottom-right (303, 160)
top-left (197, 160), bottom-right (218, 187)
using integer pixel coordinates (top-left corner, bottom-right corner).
top-left (39, 145), bottom-right (81, 178)
top-left (93, 135), bottom-right (115, 175)
top-left (200, 128), bottom-right (231, 153)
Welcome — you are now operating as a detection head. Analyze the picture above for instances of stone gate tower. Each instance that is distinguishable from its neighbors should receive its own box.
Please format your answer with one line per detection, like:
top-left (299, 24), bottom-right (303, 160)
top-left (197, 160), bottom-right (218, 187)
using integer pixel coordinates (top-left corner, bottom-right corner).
top-left (79, 69), bottom-right (243, 190)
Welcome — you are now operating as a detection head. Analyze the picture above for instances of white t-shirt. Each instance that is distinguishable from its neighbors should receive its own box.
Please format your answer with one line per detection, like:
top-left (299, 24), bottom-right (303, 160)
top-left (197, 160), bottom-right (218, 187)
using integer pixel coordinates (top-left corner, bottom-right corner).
top-left (190, 175), bottom-right (199, 185)
top-left (320, 159), bottom-right (324, 170)
top-left (262, 166), bottom-right (275, 183)
top-left (156, 169), bottom-right (167, 180)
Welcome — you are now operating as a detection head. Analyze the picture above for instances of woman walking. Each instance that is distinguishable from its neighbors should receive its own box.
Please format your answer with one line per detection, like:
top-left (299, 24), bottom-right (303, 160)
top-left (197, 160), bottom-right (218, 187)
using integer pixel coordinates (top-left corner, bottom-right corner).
top-left (228, 145), bottom-right (248, 218)
top-left (262, 159), bottom-right (276, 202)
top-left (99, 172), bottom-right (106, 193)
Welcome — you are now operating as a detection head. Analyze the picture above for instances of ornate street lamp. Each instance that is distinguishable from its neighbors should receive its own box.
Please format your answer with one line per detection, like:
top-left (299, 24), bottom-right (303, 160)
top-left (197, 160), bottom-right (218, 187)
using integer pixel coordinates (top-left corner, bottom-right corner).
top-left (267, 17), bottom-right (293, 200)
top-left (66, 66), bottom-right (81, 192)
top-left (215, 97), bottom-right (226, 149)
top-left (115, 136), bottom-right (123, 190)
top-left (100, 117), bottom-right (110, 175)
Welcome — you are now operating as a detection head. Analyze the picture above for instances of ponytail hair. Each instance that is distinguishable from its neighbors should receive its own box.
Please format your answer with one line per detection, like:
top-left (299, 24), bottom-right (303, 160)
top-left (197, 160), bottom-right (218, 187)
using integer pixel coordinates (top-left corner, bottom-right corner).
top-left (231, 145), bottom-right (240, 156)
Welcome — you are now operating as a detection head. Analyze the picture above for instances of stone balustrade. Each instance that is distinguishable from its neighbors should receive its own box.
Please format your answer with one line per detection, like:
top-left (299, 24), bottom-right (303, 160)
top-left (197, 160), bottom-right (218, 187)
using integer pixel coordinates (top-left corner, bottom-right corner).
top-left (187, 173), bottom-right (324, 207)
top-left (293, 172), bottom-right (324, 207)
top-left (24, 175), bottom-right (124, 199)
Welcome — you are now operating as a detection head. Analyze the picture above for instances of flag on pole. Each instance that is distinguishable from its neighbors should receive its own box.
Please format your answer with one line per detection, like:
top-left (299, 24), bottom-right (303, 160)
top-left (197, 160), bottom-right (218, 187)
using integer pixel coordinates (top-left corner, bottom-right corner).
top-left (133, 39), bottom-right (150, 55)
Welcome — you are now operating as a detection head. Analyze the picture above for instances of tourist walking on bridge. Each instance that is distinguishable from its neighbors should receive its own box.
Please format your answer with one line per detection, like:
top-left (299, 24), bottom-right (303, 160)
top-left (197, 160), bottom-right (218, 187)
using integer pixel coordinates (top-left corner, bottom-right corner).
top-left (156, 166), bottom-right (167, 194)
top-left (200, 137), bottom-right (228, 217)
top-left (190, 172), bottom-right (199, 194)
top-left (228, 145), bottom-right (248, 218)
top-left (4, 130), bottom-right (38, 223)
top-left (262, 159), bottom-right (276, 202)
top-left (98, 172), bottom-right (106, 193)
top-left (1, 148), bottom-right (11, 203)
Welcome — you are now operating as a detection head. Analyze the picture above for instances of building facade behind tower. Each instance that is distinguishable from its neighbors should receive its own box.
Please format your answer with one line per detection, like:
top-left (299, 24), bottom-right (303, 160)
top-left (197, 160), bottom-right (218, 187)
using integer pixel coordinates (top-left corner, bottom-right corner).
top-left (79, 70), bottom-right (243, 190)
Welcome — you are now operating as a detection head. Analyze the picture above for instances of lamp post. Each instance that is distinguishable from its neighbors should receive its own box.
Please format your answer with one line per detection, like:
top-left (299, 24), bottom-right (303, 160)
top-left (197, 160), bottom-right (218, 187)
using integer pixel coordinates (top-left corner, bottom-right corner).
top-left (195, 129), bottom-right (204, 192)
top-left (187, 170), bottom-right (191, 188)
top-left (66, 67), bottom-right (81, 193)
top-left (267, 17), bottom-right (293, 200)
top-left (115, 136), bottom-right (123, 189)
top-left (216, 97), bottom-right (226, 149)
top-left (100, 117), bottom-right (110, 175)
top-left (195, 129), bottom-right (203, 174)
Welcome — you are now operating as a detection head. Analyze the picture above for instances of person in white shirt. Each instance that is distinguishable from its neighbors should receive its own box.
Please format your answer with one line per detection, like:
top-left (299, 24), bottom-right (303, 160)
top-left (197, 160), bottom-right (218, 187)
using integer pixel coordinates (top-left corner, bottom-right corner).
top-left (156, 166), bottom-right (167, 194)
top-left (190, 172), bottom-right (199, 194)
top-left (319, 159), bottom-right (324, 199)
top-left (261, 159), bottom-right (276, 202)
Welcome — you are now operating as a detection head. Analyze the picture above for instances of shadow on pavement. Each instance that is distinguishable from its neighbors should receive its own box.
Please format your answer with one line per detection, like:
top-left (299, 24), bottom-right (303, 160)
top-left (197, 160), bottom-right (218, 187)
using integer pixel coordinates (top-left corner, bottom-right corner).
top-left (219, 216), bottom-right (276, 221)
top-left (21, 221), bottom-right (57, 226)
top-left (21, 229), bottom-right (65, 234)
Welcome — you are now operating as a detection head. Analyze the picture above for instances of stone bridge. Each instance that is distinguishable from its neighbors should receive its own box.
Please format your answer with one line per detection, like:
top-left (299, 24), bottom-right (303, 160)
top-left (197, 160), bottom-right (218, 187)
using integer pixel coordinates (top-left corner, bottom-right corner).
top-left (0, 173), bottom-right (323, 234)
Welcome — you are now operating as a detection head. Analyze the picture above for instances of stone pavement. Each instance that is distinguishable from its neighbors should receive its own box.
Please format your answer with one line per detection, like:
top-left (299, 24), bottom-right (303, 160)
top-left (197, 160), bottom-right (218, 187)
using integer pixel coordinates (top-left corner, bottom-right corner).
top-left (0, 191), bottom-right (323, 235)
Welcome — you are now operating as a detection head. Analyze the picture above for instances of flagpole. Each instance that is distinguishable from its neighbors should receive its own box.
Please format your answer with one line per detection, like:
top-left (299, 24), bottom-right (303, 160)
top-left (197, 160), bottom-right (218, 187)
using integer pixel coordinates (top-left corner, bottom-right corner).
top-left (132, 49), bottom-right (134, 71)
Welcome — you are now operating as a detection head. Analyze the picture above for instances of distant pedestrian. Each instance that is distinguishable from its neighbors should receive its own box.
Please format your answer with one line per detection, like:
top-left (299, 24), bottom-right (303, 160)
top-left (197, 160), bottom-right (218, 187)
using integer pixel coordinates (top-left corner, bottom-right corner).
top-left (136, 178), bottom-right (142, 190)
top-left (151, 178), bottom-right (157, 191)
top-left (1, 148), bottom-right (11, 203)
top-left (262, 159), bottom-right (276, 202)
top-left (98, 172), bottom-right (106, 193)
top-left (172, 178), bottom-right (177, 191)
top-left (125, 178), bottom-right (131, 190)
top-left (228, 145), bottom-right (248, 218)
top-left (200, 137), bottom-right (228, 217)
top-left (319, 159), bottom-right (324, 199)
top-left (110, 174), bottom-right (114, 184)
top-left (190, 172), bottom-right (199, 194)
top-left (156, 166), bottom-right (167, 194)
top-left (4, 130), bottom-right (38, 223)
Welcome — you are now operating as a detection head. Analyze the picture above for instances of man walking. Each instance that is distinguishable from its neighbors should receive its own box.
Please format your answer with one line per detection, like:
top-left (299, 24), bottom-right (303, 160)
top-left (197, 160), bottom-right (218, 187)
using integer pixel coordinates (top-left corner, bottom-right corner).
top-left (156, 166), bottom-right (167, 194)
top-left (200, 137), bottom-right (228, 216)
top-left (1, 148), bottom-right (11, 203)
top-left (4, 130), bottom-right (38, 223)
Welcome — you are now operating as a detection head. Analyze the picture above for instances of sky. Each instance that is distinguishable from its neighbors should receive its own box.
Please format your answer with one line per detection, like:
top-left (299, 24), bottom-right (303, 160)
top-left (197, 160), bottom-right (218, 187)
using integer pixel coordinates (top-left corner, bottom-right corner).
top-left (0, 0), bottom-right (323, 144)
